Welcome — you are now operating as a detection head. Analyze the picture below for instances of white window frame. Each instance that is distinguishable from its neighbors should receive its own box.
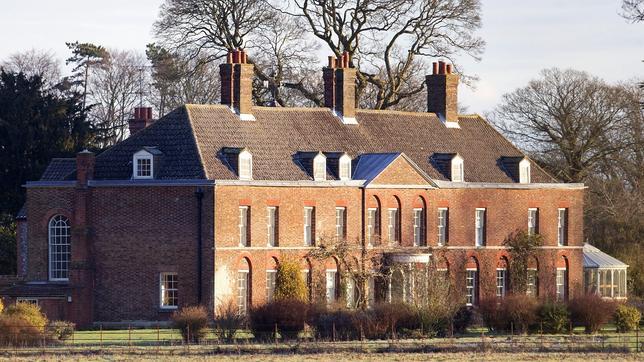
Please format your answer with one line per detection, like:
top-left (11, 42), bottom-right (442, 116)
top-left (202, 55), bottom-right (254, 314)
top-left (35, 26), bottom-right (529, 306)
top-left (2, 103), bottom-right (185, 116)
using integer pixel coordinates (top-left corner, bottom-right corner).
top-left (466, 268), bottom-right (478, 306)
top-left (528, 208), bottom-right (538, 235)
top-left (367, 208), bottom-right (378, 246)
top-left (339, 154), bottom-right (352, 181)
top-left (301, 269), bottom-right (311, 301)
top-left (557, 208), bottom-right (568, 246)
top-left (413, 208), bottom-right (425, 246)
top-left (325, 269), bottom-right (337, 305)
top-left (238, 149), bottom-right (253, 180)
top-left (527, 268), bottom-right (538, 297)
top-left (367, 274), bottom-right (376, 308)
top-left (387, 208), bottom-right (400, 244)
top-left (475, 208), bottom-right (486, 247)
top-left (519, 158), bottom-right (531, 184)
top-left (496, 268), bottom-right (507, 298)
top-left (313, 153), bottom-right (327, 181)
top-left (237, 270), bottom-right (250, 315)
top-left (335, 207), bottom-right (346, 240)
top-left (160, 272), bottom-right (178, 309)
top-left (437, 208), bottom-right (448, 246)
top-left (346, 277), bottom-right (356, 308)
top-left (133, 150), bottom-right (154, 179)
top-left (556, 267), bottom-right (568, 301)
top-left (304, 206), bottom-right (314, 246)
top-left (16, 298), bottom-right (38, 306)
top-left (266, 269), bottom-right (277, 303)
top-left (48, 215), bottom-right (71, 282)
top-left (239, 206), bottom-right (249, 247)
top-left (267, 206), bottom-right (277, 247)
top-left (451, 155), bottom-right (464, 182)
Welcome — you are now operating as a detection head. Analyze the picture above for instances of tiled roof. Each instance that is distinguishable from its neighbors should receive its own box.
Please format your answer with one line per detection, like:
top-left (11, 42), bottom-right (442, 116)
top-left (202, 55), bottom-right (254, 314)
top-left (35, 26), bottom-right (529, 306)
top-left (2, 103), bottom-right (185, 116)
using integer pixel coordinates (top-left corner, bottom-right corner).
top-left (58, 104), bottom-right (557, 183)
top-left (39, 158), bottom-right (76, 181)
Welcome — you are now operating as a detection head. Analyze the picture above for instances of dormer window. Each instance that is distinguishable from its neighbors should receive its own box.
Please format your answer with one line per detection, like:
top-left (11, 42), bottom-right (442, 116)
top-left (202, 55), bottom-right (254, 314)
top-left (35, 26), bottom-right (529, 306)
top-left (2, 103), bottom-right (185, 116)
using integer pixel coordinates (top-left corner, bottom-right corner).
top-left (239, 149), bottom-right (253, 180)
top-left (451, 155), bottom-right (464, 182)
top-left (133, 149), bottom-right (158, 179)
top-left (313, 153), bottom-right (327, 181)
top-left (519, 158), bottom-right (531, 184)
top-left (339, 154), bottom-right (352, 180)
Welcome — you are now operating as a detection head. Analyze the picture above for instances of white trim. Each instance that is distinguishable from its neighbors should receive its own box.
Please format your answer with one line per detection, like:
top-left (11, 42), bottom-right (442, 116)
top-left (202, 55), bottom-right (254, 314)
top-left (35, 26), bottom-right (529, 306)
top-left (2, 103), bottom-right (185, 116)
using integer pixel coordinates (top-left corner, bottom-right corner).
top-left (338, 154), bottom-right (352, 181)
top-left (238, 149), bottom-right (253, 181)
top-left (133, 150), bottom-right (154, 179)
top-left (159, 272), bottom-right (179, 309)
top-left (519, 158), bottom-right (531, 184)
top-left (313, 153), bottom-right (327, 181)
top-left (451, 155), bottom-right (464, 182)
top-left (432, 180), bottom-right (585, 189)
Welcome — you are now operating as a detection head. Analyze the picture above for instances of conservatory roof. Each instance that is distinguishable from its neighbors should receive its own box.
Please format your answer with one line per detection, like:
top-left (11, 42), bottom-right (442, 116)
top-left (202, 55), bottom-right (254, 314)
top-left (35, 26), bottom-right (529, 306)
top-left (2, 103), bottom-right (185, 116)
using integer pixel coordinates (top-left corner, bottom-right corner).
top-left (583, 243), bottom-right (629, 269)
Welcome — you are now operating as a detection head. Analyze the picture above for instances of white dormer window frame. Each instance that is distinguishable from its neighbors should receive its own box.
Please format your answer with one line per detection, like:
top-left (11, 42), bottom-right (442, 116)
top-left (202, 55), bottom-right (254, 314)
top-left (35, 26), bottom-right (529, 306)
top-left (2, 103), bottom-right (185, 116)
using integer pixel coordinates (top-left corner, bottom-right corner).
top-left (238, 149), bottom-right (253, 180)
top-left (339, 154), bottom-right (352, 181)
top-left (313, 153), bottom-right (327, 181)
top-left (519, 158), bottom-right (531, 184)
top-left (133, 150), bottom-right (154, 179)
top-left (451, 155), bottom-right (464, 182)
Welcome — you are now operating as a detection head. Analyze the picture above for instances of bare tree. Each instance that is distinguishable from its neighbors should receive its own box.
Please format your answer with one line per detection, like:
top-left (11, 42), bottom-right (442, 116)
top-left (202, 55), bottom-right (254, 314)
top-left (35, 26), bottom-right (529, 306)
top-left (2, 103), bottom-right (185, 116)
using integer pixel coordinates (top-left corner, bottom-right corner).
top-left (622, 0), bottom-right (644, 22)
top-left (276, 0), bottom-right (484, 109)
top-left (153, 0), bottom-right (484, 110)
top-left (87, 50), bottom-right (148, 147)
top-left (146, 44), bottom-right (221, 115)
top-left (491, 68), bottom-right (637, 183)
top-left (0, 49), bottom-right (62, 89)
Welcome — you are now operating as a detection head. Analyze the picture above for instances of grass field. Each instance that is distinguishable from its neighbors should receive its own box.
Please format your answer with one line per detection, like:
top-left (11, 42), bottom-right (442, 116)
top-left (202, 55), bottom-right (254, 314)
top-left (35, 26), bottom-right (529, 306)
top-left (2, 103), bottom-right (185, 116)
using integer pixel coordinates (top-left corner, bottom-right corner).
top-left (1, 351), bottom-right (642, 361)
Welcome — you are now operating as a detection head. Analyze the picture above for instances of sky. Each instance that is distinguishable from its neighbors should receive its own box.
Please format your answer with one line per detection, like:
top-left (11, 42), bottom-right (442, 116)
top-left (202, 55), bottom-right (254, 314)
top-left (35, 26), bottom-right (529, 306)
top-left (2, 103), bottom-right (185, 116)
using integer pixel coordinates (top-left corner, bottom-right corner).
top-left (0, 0), bottom-right (642, 113)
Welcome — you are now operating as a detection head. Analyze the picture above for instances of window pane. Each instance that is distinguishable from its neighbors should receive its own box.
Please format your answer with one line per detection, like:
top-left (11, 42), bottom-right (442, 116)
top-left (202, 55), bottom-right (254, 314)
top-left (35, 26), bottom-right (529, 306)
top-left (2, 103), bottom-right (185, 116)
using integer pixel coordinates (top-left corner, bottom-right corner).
top-left (160, 273), bottom-right (178, 308)
top-left (496, 269), bottom-right (506, 298)
top-left (237, 271), bottom-right (249, 315)
top-left (335, 208), bottom-right (346, 240)
top-left (438, 208), bottom-right (448, 245)
top-left (326, 271), bottom-right (337, 305)
top-left (49, 215), bottom-right (71, 280)
top-left (267, 207), bottom-right (277, 247)
top-left (239, 207), bottom-right (249, 246)
top-left (266, 270), bottom-right (276, 303)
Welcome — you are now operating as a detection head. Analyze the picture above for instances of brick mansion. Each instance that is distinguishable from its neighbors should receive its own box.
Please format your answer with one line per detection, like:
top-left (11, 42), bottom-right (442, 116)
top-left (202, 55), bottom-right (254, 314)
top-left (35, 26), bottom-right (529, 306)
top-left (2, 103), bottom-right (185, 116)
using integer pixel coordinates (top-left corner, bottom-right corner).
top-left (3, 49), bottom-right (610, 327)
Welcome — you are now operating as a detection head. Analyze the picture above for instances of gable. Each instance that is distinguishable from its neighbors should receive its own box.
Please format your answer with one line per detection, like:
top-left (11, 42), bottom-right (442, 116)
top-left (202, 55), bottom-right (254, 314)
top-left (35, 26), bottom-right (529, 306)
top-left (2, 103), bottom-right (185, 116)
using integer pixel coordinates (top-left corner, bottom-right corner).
top-left (369, 156), bottom-right (431, 185)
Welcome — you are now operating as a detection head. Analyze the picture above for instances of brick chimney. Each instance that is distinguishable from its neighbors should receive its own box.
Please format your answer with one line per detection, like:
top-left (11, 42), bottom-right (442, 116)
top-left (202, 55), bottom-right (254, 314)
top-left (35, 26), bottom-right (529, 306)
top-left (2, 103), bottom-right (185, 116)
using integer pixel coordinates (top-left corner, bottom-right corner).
top-left (426, 61), bottom-right (459, 125)
top-left (220, 49), bottom-right (254, 120)
top-left (323, 52), bottom-right (357, 124)
top-left (76, 150), bottom-right (95, 187)
top-left (128, 107), bottom-right (155, 136)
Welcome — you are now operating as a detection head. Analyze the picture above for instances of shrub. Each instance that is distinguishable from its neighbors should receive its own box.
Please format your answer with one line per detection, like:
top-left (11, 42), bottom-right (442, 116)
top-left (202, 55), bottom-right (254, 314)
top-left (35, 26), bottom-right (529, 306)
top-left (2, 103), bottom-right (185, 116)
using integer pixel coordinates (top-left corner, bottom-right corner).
top-left (0, 303), bottom-right (48, 346)
top-left (249, 299), bottom-right (309, 340)
top-left (614, 304), bottom-right (641, 333)
top-left (47, 320), bottom-right (75, 341)
top-left (4, 303), bottom-right (48, 333)
top-left (452, 306), bottom-right (473, 334)
top-left (568, 294), bottom-right (615, 334)
top-left (409, 305), bottom-right (451, 338)
top-left (502, 294), bottom-right (539, 334)
top-left (171, 306), bottom-right (209, 343)
top-left (0, 314), bottom-right (44, 346)
top-left (309, 305), bottom-right (358, 340)
top-left (538, 301), bottom-right (570, 334)
top-left (375, 303), bottom-right (414, 338)
top-left (274, 259), bottom-right (307, 302)
top-left (213, 299), bottom-right (245, 342)
top-left (478, 298), bottom-right (504, 332)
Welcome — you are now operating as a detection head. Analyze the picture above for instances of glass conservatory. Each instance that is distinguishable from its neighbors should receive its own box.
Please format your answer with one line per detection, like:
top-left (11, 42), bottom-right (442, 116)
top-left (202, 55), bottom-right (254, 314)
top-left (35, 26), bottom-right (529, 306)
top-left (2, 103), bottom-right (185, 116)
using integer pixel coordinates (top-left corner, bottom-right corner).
top-left (583, 243), bottom-right (628, 299)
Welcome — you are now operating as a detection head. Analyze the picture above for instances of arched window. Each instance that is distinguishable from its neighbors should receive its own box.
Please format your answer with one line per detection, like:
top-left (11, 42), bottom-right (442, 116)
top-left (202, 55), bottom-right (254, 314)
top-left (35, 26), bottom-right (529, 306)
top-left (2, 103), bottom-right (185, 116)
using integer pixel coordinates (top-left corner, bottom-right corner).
top-left (496, 257), bottom-right (509, 298)
top-left (325, 258), bottom-right (339, 305)
top-left (413, 196), bottom-right (427, 247)
top-left (387, 196), bottom-right (401, 245)
top-left (367, 196), bottom-right (381, 245)
top-left (527, 256), bottom-right (539, 297)
top-left (465, 257), bottom-right (479, 306)
top-left (49, 215), bottom-right (71, 281)
top-left (266, 257), bottom-right (278, 303)
top-left (556, 256), bottom-right (569, 301)
top-left (238, 149), bottom-right (252, 180)
top-left (237, 258), bottom-right (252, 314)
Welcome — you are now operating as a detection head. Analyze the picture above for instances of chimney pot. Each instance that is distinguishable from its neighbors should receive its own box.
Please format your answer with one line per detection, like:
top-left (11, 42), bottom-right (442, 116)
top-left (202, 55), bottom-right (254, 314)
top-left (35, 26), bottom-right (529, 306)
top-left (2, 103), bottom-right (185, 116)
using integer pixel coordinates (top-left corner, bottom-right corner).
top-left (220, 48), bottom-right (254, 117)
top-left (426, 61), bottom-right (459, 123)
top-left (323, 53), bottom-right (356, 121)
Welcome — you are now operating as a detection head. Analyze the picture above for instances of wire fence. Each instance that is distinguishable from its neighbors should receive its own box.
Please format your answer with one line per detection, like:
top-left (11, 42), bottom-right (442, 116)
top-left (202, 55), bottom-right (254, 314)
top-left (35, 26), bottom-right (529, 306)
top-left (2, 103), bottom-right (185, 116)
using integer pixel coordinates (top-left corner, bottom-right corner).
top-left (0, 325), bottom-right (642, 356)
